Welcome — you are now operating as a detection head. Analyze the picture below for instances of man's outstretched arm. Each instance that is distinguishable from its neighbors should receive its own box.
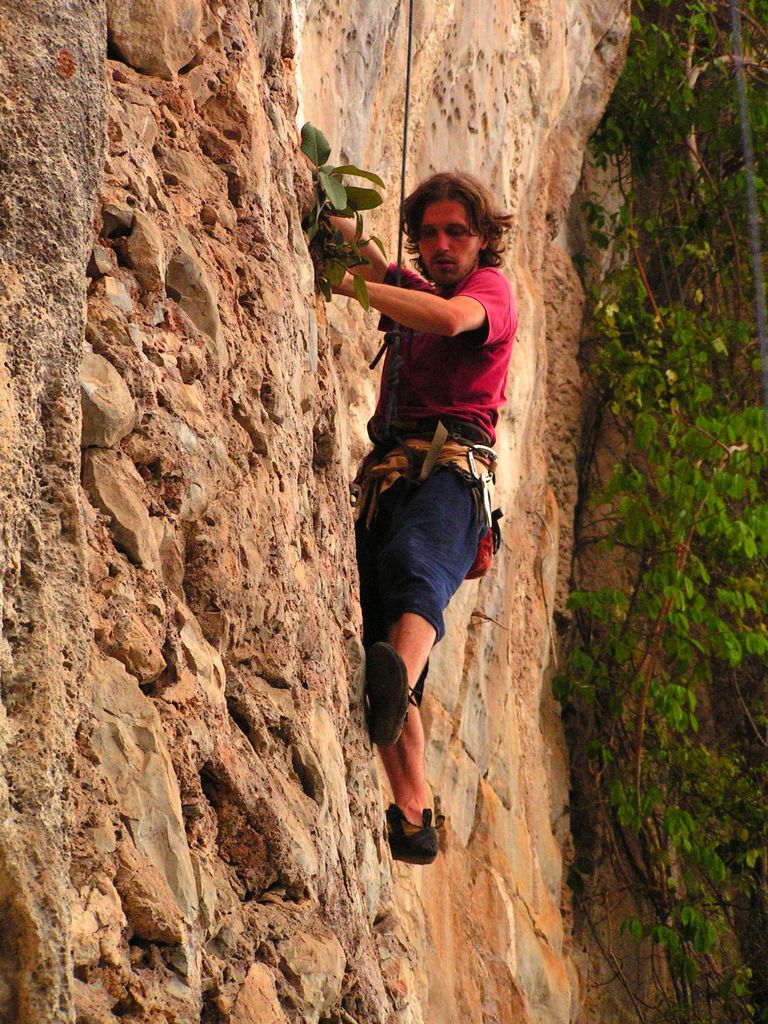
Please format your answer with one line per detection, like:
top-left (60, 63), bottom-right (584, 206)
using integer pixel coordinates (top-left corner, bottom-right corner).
top-left (334, 272), bottom-right (487, 337)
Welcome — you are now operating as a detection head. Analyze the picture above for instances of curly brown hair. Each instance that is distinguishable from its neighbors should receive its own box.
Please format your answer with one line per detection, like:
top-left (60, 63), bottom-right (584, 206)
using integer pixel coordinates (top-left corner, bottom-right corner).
top-left (403, 172), bottom-right (513, 278)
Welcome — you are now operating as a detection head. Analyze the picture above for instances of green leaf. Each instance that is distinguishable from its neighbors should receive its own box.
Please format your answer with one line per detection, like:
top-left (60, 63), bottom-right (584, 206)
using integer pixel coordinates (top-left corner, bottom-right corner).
top-left (370, 235), bottom-right (387, 256)
top-left (635, 411), bottom-right (657, 449)
top-left (344, 185), bottom-right (384, 211)
top-left (744, 632), bottom-right (768, 656)
top-left (353, 275), bottom-right (370, 310)
top-left (622, 916), bottom-right (644, 940)
top-left (693, 920), bottom-right (716, 953)
top-left (324, 260), bottom-right (347, 286)
top-left (319, 170), bottom-right (348, 212)
top-left (300, 122), bottom-right (331, 167)
top-left (680, 956), bottom-right (697, 983)
top-left (331, 164), bottom-right (385, 188)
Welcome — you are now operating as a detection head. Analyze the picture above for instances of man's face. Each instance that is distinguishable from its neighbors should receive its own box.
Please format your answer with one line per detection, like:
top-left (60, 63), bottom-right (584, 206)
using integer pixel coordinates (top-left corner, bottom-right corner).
top-left (417, 199), bottom-right (487, 289)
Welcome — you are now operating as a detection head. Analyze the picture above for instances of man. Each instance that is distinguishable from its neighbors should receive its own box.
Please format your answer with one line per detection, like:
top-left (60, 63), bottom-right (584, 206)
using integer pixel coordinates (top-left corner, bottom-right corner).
top-left (331, 172), bottom-right (517, 864)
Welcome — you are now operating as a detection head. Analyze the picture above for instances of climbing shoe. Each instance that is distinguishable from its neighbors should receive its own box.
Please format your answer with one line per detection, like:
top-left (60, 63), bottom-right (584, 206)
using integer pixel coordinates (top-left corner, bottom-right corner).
top-left (365, 641), bottom-right (410, 747)
top-left (386, 804), bottom-right (440, 865)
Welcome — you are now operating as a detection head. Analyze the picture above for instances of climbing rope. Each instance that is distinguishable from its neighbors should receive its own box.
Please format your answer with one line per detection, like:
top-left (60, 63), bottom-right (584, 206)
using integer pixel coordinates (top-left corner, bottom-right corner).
top-left (728, 0), bottom-right (768, 429)
top-left (369, 0), bottom-right (415, 441)
top-left (393, 0), bottom-right (415, 291)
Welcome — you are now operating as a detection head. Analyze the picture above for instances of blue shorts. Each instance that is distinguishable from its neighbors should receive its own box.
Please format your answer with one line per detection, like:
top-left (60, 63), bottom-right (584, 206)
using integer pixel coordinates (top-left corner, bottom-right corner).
top-left (355, 468), bottom-right (484, 700)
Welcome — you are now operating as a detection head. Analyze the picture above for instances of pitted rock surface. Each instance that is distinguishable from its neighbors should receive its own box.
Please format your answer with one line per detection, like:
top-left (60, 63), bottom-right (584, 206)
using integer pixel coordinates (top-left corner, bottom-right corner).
top-left (1, 1), bottom-right (630, 1022)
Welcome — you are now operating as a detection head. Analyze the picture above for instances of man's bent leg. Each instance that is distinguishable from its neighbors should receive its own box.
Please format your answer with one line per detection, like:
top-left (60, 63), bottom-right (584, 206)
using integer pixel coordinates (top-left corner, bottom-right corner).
top-left (378, 612), bottom-right (435, 825)
top-left (379, 708), bottom-right (430, 826)
top-left (388, 611), bottom-right (435, 687)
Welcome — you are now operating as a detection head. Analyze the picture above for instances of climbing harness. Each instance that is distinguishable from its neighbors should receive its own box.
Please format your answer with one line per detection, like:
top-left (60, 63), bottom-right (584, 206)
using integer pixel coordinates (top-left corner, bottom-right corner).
top-left (728, 0), bottom-right (768, 430)
top-left (354, 419), bottom-right (503, 579)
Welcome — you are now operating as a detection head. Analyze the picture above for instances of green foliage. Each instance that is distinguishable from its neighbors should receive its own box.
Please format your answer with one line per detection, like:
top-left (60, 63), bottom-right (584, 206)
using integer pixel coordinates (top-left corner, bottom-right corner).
top-left (300, 123), bottom-right (386, 308)
top-left (560, 1), bottom-right (768, 1020)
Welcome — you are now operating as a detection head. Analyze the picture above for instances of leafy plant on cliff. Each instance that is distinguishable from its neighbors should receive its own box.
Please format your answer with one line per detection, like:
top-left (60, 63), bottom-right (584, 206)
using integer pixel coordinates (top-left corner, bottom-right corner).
top-left (300, 122), bottom-right (386, 309)
top-left (558, 1), bottom-right (768, 1020)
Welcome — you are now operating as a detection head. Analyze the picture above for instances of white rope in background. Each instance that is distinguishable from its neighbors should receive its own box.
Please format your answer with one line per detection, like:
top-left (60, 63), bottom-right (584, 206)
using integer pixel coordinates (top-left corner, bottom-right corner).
top-left (729, 0), bottom-right (768, 428)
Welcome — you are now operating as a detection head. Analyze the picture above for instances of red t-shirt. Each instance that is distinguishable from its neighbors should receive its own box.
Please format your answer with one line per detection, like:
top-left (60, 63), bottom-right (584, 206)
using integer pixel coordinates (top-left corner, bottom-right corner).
top-left (372, 264), bottom-right (517, 444)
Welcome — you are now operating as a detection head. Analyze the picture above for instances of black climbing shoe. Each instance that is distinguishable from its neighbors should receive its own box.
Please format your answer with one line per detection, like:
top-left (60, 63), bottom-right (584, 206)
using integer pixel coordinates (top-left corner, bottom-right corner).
top-left (365, 642), bottom-right (410, 747)
top-left (386, 804), bottom-right (440, 865)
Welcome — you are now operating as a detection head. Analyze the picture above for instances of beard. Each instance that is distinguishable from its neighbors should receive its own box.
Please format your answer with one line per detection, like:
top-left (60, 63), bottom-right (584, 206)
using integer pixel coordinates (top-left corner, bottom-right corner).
top-left (426, 256), bottom-right (476, 290)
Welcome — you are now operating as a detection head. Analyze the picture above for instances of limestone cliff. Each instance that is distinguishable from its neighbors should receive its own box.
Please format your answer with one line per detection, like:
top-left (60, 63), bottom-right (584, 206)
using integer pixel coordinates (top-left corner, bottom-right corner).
top-left (0, 1), bottom-right (628, 1022)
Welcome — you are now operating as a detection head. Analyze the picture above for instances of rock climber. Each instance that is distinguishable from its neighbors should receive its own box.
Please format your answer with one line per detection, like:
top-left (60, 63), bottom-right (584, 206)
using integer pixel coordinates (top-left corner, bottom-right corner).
top-left (330, 172), bottom-right (517, 865)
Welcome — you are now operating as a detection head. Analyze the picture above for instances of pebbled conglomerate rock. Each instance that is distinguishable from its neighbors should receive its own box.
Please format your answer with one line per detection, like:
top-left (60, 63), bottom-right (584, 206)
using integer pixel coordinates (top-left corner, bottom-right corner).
top-left (0, 2), bottom-right (106, 1020)
top-left (2, 0), bottom-right (630, 1021)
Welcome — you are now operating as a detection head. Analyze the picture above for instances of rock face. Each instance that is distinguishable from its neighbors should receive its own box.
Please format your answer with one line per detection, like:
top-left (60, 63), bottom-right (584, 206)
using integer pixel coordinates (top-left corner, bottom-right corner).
top-left (107, 0), bottom-right (206, 79)
top-left (0, 3), bottom-right (106, 1022)
top-left (0, 1), bottom-right (629, 1022)
top-left (80, 349), bottom-right (139, 447)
